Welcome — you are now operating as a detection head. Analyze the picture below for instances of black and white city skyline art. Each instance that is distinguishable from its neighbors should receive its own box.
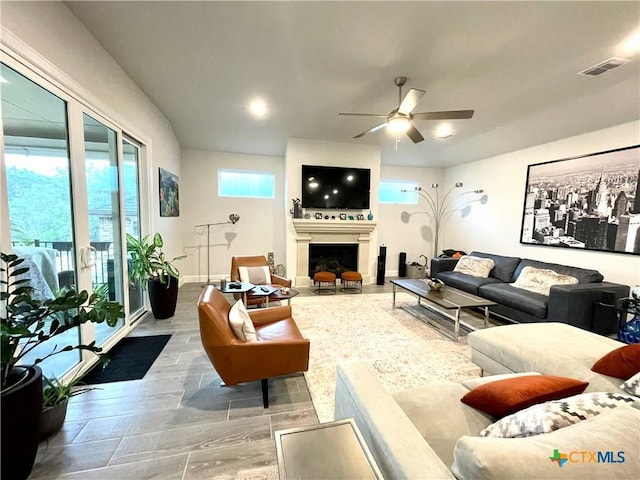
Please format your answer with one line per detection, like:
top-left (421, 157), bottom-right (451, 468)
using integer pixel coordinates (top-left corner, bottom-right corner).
top-left (520, 145), bottom-right (640, 255)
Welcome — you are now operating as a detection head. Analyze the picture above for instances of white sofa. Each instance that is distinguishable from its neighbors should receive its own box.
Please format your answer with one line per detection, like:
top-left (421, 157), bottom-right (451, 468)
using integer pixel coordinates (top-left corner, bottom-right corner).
top-left (334, 324), bottom-right (640, 479)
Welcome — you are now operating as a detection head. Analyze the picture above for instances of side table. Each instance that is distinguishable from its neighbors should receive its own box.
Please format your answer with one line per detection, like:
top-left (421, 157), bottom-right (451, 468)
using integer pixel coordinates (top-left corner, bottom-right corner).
top-left (274, 418), bottom-right (383, 479)
top-left (217, 281), bottom-right (254, 305)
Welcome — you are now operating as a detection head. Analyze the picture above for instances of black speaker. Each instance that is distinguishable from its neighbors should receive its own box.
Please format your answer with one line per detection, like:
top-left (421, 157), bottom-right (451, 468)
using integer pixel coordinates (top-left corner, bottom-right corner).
top-left (399, 252), bottom-right (407, 277)
top-left (376, 245), bottom-right (387, 285)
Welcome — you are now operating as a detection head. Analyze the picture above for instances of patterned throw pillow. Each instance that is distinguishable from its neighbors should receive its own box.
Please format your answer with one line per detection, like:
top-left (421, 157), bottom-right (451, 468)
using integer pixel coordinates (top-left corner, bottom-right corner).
top-left (621, 371), bottom-right (640, 397)
top-left (480, 392), bottom-right (639, 438)
top-left (511, 266), bottom-right (578, 296)
top-left (228, 300), bottom-right (257, 342)
top-left (453, 255), bottom-right (495, 278)
top-left (238, 266), bottom-right (271, 285)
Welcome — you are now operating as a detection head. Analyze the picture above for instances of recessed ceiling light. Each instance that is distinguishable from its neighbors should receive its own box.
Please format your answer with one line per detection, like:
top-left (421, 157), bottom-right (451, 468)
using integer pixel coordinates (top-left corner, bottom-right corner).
top-left (249, 98), bottom-right (268, 118)
top-left (435, 124), bottom-right (454, 139)
top-left (620, 29), bottom-right (640, 56)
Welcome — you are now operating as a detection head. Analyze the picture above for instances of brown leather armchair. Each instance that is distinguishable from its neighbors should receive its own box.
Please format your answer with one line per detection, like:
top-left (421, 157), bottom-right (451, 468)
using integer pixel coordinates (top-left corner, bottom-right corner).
top-left (230, 255), bottom-right (292, 306)
top-left (197, 285), bottom-right (310, 408)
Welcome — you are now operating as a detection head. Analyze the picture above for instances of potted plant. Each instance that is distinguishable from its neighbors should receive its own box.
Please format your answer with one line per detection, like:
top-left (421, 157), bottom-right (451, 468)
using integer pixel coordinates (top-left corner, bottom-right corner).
top-left (40, 375), bottom-right (97, 441)
top-left (126, 232), bottom-right (185, 319)
top-left (1, 253), bottom-right (124, 479)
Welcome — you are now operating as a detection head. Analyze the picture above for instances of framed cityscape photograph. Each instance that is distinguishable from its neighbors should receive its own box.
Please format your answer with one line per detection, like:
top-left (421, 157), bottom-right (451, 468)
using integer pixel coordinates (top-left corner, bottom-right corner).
top-left (519, 145), bottom-right (639, 255)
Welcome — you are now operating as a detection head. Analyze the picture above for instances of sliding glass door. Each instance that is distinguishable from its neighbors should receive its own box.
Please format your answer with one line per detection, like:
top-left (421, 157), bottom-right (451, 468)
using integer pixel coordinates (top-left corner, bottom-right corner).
top-left (1, 57), bottom-right (147, 379)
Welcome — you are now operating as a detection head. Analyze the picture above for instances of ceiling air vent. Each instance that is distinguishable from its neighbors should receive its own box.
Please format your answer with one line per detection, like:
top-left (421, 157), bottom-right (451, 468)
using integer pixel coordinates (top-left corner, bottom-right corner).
top-left (578, 57), bottom-right (629, 76)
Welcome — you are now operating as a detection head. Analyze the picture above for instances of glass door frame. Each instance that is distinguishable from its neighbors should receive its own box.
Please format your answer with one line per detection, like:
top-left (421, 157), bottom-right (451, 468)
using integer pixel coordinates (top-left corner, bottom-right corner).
top-left (0, 47), bottom-right (151, 382)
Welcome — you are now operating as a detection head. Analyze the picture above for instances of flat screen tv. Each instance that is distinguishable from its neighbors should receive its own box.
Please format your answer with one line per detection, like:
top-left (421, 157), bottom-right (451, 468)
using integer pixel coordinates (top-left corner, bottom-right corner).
top-left (301, 165), bottom-right (370, 209)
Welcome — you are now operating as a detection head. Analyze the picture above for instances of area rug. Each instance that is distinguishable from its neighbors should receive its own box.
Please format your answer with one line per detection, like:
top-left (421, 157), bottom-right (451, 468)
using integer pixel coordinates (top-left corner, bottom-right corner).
top-left (293, 293), bottom-right (481, 422)
top-left (81, 334), bottom-right (172, 384)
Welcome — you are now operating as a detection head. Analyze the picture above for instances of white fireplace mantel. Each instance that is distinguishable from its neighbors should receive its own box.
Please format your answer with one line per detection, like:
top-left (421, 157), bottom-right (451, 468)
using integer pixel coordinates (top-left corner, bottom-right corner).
top-left (292, 219), bottom-right (377, 286)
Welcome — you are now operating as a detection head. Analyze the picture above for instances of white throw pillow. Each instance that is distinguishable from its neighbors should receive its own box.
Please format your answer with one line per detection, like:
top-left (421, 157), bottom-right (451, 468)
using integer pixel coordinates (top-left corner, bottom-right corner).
top-left (621, 371), bottom-right (640, 397)
top-left (228, 300), bottom-right (257, 342)
top-left (480, 391), bottom-right (639, 438)
top-left (511, 266), bottom-right (578, 296)
top-left (453, 255), bottom-right (495, 278)
top-left (238, 265), bottom-right (271, 285)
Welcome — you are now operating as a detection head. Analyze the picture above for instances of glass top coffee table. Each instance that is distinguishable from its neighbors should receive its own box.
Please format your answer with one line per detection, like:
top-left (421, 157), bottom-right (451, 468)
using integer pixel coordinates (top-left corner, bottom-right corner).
top-left (391, 278), bottom-right (497, 341)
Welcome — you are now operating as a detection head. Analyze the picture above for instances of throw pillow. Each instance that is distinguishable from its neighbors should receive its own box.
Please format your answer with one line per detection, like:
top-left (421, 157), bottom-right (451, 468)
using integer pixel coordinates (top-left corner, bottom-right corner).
top-left (453, 255), bottom-right (495, 278)
top-left (460, 374), bottom-right (589, 417)
top-left (480, 391), bottom-right (639, 438)
top-left (591, 344), bottom-right (640, 379)
top-left (621, 371), bottom-right (640, 397)
top-left (228, 300), bottom-right (257, 342)
top-left (238, 265), bottom-right (271, 285)
top-left (511, 266), bottom-right (578, 296)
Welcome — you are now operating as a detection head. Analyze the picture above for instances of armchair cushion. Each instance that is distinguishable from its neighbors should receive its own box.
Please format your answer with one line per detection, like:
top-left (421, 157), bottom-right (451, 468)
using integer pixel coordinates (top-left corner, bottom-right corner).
top-left (239, 265), bottom-right (271, 285)
top-left (228, 300), bottom-right (257, 342)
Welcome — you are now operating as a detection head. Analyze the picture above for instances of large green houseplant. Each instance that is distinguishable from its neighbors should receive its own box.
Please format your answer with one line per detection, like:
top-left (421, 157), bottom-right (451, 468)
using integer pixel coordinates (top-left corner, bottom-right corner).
top-left (1, 252), bottom-right (124, 479)
top-left (126, 232), bottom-right (185, 319)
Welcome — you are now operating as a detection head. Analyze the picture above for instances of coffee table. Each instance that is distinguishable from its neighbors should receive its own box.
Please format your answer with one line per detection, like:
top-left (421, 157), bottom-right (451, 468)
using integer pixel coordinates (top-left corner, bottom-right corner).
top-left (391, 278), bottom-right (496, 341)
top-left (274, 418), bottom-right (382, 479)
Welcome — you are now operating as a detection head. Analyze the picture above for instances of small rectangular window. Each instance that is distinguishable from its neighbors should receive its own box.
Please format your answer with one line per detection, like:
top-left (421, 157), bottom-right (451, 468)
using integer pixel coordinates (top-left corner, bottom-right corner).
top-left (218, 169), bottom-right (275, 199)
top-left (379, 180), bottom-right (419, 204)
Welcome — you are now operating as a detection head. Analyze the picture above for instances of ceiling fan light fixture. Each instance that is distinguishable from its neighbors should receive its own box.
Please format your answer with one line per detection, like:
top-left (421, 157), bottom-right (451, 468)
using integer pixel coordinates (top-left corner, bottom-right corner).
top-left (387, 116), bottom-right (411, 133)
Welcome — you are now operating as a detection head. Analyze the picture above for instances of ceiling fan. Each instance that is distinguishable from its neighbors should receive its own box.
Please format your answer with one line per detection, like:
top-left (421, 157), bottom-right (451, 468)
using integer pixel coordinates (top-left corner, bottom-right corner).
top-left (338, 77), bottom-right (474, 143)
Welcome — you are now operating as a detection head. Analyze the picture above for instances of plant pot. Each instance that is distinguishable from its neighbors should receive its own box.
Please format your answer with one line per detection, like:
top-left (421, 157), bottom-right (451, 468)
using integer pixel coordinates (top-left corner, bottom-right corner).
top-left (148, 276), bottom-right (179, 319)
top-left (1, 365), bottom-right (43, 480)
top-left (40, 397), bottom-right (69, 441)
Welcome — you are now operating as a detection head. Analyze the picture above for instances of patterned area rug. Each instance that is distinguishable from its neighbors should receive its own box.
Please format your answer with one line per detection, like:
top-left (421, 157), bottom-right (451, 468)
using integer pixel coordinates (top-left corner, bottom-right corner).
top-left (293, 292), bottom-right (481, 422)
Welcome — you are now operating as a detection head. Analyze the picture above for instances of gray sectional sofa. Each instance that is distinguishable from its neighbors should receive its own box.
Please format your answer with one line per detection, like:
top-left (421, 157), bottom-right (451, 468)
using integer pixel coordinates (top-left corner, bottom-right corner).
top-left (335, 323), bottom-right (640, 479)
top-left (430, 251), bottom-right (629, 334)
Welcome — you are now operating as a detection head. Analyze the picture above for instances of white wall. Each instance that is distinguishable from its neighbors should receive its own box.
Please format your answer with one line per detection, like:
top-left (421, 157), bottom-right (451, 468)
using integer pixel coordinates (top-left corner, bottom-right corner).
top-left (444, 121), bottom-right (640, 289)
top-left (285, 138), bottom-right (381, 283)
top-left (378, 165), bottom-right (444, 275)
top-left (0, 1), bottom-right (182, 263)
top-left (180, 150), bottom-right (286, 283)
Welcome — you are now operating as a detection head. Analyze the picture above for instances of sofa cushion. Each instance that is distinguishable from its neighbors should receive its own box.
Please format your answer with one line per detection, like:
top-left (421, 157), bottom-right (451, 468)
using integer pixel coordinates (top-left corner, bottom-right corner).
top-left (513, 259), bottom-right (603, 284)
top-left (468, 323), bottom-right (627, 394)
top-left (621, 372), bottom-right (640, 397)
top-left (453, 255), bottom-right (495, 278)
top-left (512, 266), bottom-right (579, 296)
top-left (437, 272), bottom-right (501, 295)
top-left (480, 391), bottom-right (639, 438)
top-left (451, 406), bottom-right (640, 480)
top-left (460, 375), bottom-right (589, 417)
top-left (238, 265), bottom-right (271, 284)
top-left (469, 251), bottom-right (522, 283)
top-left (591, 344), bottom-right (640, 379)
top-left (393, 383), bottom-right (493, 469)
top-left (479, 283), bottom-right (548, 318)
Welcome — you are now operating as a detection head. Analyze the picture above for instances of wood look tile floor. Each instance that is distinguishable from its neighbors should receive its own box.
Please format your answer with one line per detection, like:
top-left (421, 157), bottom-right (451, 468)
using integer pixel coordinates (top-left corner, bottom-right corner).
top-left (32, 281), bottom-right (394, 479)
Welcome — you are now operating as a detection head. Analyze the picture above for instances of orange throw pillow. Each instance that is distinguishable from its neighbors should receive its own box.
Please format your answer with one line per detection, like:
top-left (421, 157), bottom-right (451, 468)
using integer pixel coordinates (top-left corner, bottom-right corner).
top-left (591, 344), bottom-right (640, 379)
top-left (461, 375), bottom-right (589, 417)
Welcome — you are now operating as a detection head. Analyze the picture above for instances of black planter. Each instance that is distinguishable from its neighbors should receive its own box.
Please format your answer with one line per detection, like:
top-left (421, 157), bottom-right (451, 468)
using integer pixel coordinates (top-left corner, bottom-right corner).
top-left (1, 365), bottom-right (43, 480)
top-left (148, 276), bottom-right (179, 319)
top-left (40, 397), bottom-right (69, 441)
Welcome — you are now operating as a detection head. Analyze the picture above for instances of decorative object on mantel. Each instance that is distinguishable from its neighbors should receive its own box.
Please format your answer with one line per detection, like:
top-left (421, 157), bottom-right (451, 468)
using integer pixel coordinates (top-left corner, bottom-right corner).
top-left (194, 214), bottom-right (240, 285)
top-left (339, 214), bottom-right (347, 220)
top-left (291, 198), bottom-right (303, 218)
top-left (402, 183), bottom-right (486, 258)
top-left (357, 214), bottom-right (365, 220)
top-left (348, 215), bottom-right (355, 220)
top-left (304, 213), bottom-right (311, 219)
top-left (519, 144), bottom-right (639, 256)
top-left (315, 213), bottom-right (323, 220)
top-left (368, 210), bottom-right (374, 220)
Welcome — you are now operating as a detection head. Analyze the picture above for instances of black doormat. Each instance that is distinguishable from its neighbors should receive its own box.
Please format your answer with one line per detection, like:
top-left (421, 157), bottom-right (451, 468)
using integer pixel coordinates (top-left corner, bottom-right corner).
top-left (81, 334), bottom-right (172, 384)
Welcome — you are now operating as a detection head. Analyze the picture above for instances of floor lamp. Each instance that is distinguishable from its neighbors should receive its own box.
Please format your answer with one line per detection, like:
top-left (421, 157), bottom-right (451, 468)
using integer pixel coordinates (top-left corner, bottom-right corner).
top-left (195, 213), bottom-right (240, 285)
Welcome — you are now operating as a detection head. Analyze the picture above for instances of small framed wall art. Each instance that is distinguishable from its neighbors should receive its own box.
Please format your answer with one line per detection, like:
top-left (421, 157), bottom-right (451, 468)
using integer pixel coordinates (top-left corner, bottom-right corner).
top-left (159, 167), bottom-right (180, 217)
top-left (339, 213), bottom-right (347, 220)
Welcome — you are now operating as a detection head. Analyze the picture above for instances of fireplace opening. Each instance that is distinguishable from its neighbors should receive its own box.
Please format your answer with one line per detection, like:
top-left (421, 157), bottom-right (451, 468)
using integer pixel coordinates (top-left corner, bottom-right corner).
top-left (308, 243), bottom-right (358, 278)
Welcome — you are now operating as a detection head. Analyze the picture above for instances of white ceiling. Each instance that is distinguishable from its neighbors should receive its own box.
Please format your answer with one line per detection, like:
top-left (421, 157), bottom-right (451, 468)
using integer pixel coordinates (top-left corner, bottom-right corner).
top-left (65, 1), bottom-right (640, 168)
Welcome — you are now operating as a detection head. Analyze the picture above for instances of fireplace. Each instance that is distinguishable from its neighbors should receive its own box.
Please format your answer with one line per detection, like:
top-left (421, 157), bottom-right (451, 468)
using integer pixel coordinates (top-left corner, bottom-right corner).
top-left (292, 219), bottom-right (377, 287)
top-left (308, 243), bottom-right (358, 278)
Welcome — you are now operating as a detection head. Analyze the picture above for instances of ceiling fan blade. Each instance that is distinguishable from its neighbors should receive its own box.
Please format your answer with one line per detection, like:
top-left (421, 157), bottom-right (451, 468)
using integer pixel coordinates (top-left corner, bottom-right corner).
top-left (338, 112), bottom-right (388, 118)
top-left (398, 88), bottom-right (426, 115)
top-left (412, 110), bottom-right (475, 120)
top-left (406, 124), bottom-right (424, 143)
top-left (354, 122), bottom-right (387, 139)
